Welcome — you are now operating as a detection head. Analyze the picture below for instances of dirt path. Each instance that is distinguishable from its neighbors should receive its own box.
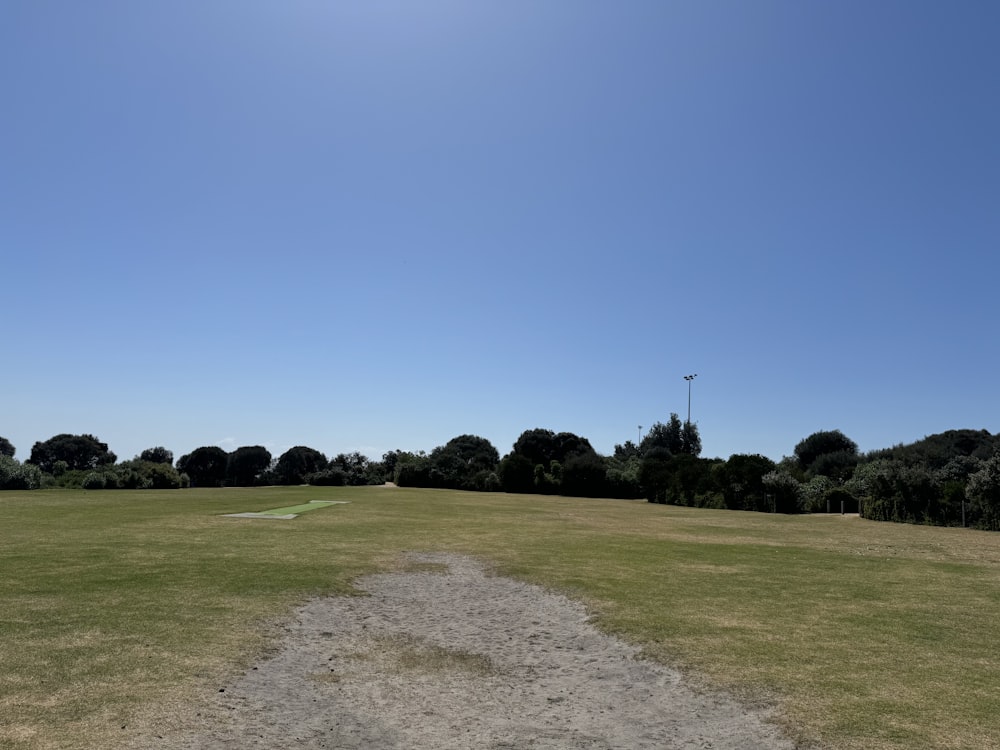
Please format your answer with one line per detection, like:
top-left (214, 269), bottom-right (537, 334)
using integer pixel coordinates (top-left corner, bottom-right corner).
top-left (133, 553), bottom-right (798, 749)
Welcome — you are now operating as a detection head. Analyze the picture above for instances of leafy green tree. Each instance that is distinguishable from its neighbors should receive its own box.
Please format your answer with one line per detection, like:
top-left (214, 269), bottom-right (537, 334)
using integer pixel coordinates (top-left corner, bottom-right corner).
top-left (612, 440), bottom-right (641, 461)
top-left (870, 429), bottom-right (999, 470)
top-left (681, 420), bottom-right (702, 457)
top-left (28, 433), bottom-right (117, 473)
top-left (761, 470), bottom-right (803, 513)
top-left (854, 460), bottom-right (941, 524)
top-left (0, 437), bottom-right (15, 458)
top-left (227, 446), bottom-right (272, 486)
top-left (512, 429), bottom-right (594, 467)
top-left (561, 451), bottom-right (608, 497)
top-left (533, 461), bottom-right (561, 494)
top-left (640, 416), bottom-right (683, 456)
top-left (0, 455), bottom-right (42, 489)
top-left (106, 460), bottom-right (184, 490)
top-left (498, 453), bottom-right (535, 493)
top-left (428, 435), bottom-right (500, 490)
top-left (393, 451), bottom-right (432, 487)
top-left (308, 467), bottom-right (347, 486)
top-left (794, 430), bottom-right (858, 474)
top-left (719, 454), bottom-right (776, 511)
top-left (274, 446), bottom-right (328, 485)
top-left (329, 452), bottom-right (372, 485)
top-left (512, 428), bottom-right (558, 466)
top-left (177, 446), bottom-right (229, 487)
top-left (638, 447), bottom-right (673, 503)
top-left (668, 454), bottom-right (718, 505)
top-left (638, 415), bottom-right (702, 457)
top-left (801, 474), bottom-right (836, 512)
top-left (810, 450), bottom-right (860, 482)
top-left (936, 455), bottom-right (984, 484)
top-left (967, 453), bottom-right (1000, 531)
top-left (139, 446), bottom-right (174, 464)
top-left (604, 454), bottom-right (642, 499)
top-left (380, 451), bottom-right (404, 483)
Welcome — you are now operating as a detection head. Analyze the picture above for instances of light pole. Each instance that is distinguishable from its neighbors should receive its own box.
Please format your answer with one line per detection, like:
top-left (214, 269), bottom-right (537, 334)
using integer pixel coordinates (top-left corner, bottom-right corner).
top-left (684, 374), bottom-right (697, 425)
top-left (637, 425), bottom-right (642, 445)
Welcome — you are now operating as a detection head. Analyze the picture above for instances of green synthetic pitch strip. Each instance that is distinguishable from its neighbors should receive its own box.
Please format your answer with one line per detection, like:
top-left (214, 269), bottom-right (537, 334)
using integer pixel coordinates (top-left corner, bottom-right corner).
top-left (223, 500), bottom-right (349, 519)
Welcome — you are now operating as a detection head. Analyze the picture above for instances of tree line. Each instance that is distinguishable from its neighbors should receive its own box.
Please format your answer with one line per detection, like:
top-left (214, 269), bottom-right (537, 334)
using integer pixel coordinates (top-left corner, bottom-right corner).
top-left (2, 423), bottom-right (999, 531)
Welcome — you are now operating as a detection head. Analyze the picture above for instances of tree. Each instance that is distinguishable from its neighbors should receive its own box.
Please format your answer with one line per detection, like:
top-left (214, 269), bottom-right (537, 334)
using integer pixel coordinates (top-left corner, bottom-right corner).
top-left (794, 430), bottom-right (858, 474)
top-left (0, 455), bottom-right (42, 490)
top-left (427, 435), bottom-right (500, 490)
top-left (177, 446), bottom-right (229, 487)
top-left (274, 446), bottom-right (328, 485)
top-left (512, 428), bottom-right (558, 467)
top-left (498, 453), bottom-right (535, 493)
top-left (512, 428), bottom-right (594, 467)
top-left (852, 459), bottom-right (941, 524)
top-left (640, 416), bottom-right (684, 456)
top-left (114, 459), bottom-right (184, 489)
top-left (801, 475), bottom-right (836, 512)
top-left (612, 440), bottom-right (641, 461)
top-left (561, 451), bottom-right (608, 498)
top-left (809, 450), bottom-right (860, 482)
top-left (761, 470), bottom-right (803, 513)
top-left (139, 446), bottom-right (174, 465)
top-left (638, 447), bottom-right (673, 503)
top-left (392, 451), bottom-right (432, 487)
top-left (871, 429), bottom-right (999, 470)
top-left (719, 454), bottom-right (776, 511)
top-left (328, 452), bottom-right (376, 485)
top-left (681, 420), bottom-right (702, 457)
top-left (966, 453), bottom-right (1000, 531)
top-left (227, 446), bottom-right (272, 486)
top-left (0, 437), bottom-right (14, 458)
top-left (28, 433), bottom-right (117, 473)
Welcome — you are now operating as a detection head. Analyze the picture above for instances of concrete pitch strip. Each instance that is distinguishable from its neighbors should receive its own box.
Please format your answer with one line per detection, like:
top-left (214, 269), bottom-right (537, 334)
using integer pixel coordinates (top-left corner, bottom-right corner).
top-left (223, 500), bottom-right (349, 520)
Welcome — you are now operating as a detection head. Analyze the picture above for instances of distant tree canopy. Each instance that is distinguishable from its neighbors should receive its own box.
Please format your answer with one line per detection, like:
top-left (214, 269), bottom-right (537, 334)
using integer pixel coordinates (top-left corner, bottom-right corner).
top-left (28, 434), bottom-right (116, 474)
top-left (139, 446), bottom-right (174, 465)
top-left (794, 430), bottom-right (858, 474)
top-left (638, 414), bottom-right (701, 457)
top-left (177, 446), bottom-right (229, 487)
top-left (512, 428), bottom-right (595, 467)
top-left (870, 429), bottom-right (999, 469)
top-left (8, 420), bottom-right (1000, 535)
top-left (226, 445), bottom-right (272, 487)
top-left (0, 454), bottom-right (42, 489)
top-left (391, 435), bottom-right (501, 491)
top-left (274, 446), bottom-right (328, 485)
top-left (967, 453), bottom-right (1000, 531)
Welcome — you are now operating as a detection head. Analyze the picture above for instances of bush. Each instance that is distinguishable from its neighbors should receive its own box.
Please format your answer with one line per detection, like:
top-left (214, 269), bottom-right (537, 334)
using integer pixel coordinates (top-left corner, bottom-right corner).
top-left (0, 455), bottom-right (43, 490)
top-left (824, 487), bottom-right (858, 514)
top-left (308, 468), bottom-right (347, 486)
top-left (82, 472), bottom-right (106, 490)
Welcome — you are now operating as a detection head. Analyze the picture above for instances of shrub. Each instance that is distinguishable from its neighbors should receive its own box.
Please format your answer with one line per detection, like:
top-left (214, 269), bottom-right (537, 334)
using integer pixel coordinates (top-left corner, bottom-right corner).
top-left (82, 472), bottom-right (106, 490)
top-left (308, 468), bottom-right (347, 486)
top-left (0, 455), bottom-right (43, 490)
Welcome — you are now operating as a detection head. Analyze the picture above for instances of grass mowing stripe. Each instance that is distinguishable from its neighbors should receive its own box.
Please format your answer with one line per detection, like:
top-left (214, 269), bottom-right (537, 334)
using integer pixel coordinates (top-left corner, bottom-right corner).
top-left (254, 501), bottom-right (341, 516)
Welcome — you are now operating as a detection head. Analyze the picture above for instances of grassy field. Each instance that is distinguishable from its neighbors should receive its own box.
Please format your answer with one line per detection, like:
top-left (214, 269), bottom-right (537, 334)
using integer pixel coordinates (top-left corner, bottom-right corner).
top-left (2, 485), bottom-right (999, 750)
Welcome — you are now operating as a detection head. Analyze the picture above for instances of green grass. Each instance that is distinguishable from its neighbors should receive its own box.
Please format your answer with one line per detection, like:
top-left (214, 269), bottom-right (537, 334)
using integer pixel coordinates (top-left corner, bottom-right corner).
top-left (238, 500), bottom-right (342, 516)
top-left (2, 486), bottom-right (1000, 750)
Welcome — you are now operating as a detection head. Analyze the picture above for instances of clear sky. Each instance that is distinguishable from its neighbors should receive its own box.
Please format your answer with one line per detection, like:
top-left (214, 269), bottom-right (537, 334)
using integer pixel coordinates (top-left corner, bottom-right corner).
top-left (2, 1), bottom-right (997, 466)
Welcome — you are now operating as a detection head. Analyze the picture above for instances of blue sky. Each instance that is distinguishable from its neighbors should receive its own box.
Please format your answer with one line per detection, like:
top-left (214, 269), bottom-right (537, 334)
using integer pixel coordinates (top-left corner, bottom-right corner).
top-left (2, 1), bottom-right (997, 465)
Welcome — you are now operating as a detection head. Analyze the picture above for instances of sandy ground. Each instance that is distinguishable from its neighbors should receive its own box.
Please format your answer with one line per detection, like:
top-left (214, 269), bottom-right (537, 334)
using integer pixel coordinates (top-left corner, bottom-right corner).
top-left (133, 553), bottom-right (799, 749)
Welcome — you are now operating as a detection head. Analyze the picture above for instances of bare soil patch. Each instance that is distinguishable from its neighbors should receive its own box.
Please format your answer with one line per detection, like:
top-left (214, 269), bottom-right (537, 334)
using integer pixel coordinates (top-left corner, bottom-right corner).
top-left (131, 553), bottom-right (798, 749)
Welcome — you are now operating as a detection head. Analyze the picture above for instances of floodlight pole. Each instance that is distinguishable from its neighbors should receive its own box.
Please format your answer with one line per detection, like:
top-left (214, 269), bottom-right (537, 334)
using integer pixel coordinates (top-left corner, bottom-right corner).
top-left (638, 425), bottom-right (642, 445)
top-left (684, 374), bottom-right (697, 425)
